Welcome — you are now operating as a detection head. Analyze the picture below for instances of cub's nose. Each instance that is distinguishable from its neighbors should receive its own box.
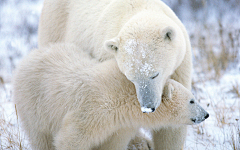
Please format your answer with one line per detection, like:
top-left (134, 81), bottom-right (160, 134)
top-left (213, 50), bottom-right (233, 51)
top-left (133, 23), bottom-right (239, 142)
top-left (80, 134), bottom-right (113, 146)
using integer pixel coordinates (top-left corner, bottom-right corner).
top-left (205, 113), bottom-right (209, 119)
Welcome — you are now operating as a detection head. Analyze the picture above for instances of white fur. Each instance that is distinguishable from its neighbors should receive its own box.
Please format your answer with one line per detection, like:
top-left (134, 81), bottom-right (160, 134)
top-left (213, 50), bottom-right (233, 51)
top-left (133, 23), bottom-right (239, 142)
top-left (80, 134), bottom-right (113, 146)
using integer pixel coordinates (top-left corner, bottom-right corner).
top-left (13, 44), bottom-right (208, 150)
top-left (38, 0), bottom-right (193, 149)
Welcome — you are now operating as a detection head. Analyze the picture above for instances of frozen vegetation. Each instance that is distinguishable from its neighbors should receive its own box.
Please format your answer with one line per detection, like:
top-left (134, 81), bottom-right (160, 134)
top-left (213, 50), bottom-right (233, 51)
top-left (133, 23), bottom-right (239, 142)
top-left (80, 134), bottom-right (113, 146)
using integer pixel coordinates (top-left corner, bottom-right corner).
top-left (0, 0), bottom-right (239, 149)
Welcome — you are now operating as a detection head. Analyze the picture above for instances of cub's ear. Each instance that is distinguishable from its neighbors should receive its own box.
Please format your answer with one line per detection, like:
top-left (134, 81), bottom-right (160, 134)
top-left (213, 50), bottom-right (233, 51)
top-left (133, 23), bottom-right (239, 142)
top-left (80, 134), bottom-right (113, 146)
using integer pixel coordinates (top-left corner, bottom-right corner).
top-left (162, 27), bottom-right (175, 41)
top-left (163, 82), bottom-right (174, 99)
top-left (104, 38), bottom-right (119, 53)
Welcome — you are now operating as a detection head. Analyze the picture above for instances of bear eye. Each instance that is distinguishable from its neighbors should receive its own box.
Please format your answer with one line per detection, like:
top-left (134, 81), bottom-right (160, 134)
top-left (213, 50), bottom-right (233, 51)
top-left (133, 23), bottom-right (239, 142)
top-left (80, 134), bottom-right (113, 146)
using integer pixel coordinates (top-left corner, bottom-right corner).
top-left (150, 73), bottom-right (159, 79)
top-left (190, 99), bottom-right (195, 104)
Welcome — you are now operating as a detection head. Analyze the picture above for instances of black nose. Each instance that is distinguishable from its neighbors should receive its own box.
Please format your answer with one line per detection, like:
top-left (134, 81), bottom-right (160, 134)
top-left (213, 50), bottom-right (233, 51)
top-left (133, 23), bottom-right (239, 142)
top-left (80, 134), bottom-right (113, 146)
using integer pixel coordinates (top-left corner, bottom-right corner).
top-left (151, 108), bottom-right (155, 112)
top-left (205, 113), bottom-right (209, 119)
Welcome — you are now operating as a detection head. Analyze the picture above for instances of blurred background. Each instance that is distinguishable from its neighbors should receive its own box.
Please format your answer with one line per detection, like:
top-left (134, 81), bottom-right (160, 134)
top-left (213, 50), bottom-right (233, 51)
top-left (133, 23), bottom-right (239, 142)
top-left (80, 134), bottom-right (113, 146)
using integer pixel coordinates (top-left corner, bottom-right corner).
top-left (0, 0), bottom-right (239, 149)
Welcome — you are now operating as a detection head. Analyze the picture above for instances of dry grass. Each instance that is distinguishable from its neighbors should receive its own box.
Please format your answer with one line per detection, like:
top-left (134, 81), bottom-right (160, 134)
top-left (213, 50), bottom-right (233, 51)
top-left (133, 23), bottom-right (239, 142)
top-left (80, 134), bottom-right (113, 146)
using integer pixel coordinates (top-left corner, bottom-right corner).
top-left (189, 10), bottom-right (240, 148)
top-left (228, 82), bottom-right (240, 98)
top-left (229, 120), bottom-right (240, 150)
top-left (228, 83), bottom-right (240, 150)
top-left (1, 108), bottom-right (17, 150)
top-left (0, 101), bottom-right (28, 150)
top-left (188, 2), bottom-right (240, 147)
top-left (192, 21), bottom-right (239, 82)
top-left (187, 88), bottom-right (240, 150)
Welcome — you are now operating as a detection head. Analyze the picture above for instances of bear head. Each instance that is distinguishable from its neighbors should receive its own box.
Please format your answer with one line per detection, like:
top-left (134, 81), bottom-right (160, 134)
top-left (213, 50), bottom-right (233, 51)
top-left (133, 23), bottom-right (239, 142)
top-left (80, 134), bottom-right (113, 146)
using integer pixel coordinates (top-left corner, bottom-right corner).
top-left (105, 12), bottom-right (186, 112)
top-left (160, 79), bottom-right (209, 125)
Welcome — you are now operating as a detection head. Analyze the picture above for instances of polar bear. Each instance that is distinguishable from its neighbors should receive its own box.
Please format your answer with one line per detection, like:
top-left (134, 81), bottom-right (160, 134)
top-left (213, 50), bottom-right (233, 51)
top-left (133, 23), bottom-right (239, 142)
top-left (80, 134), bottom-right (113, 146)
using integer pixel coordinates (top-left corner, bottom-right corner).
top-left (38, 0), bottom-right (192, 112)
top-left (38, 0), bottom-right (193, 148)
top-left (13, 44), bottom-right (208, 150)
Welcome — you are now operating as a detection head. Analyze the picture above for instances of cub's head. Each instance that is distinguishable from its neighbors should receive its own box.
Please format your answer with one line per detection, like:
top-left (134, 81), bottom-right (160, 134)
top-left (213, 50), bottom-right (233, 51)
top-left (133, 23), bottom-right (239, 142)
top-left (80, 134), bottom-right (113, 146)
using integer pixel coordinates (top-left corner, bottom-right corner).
top-left (160, 79), bottom-right (209, 125)
top-left (104, 13), bottom-right (187, 112)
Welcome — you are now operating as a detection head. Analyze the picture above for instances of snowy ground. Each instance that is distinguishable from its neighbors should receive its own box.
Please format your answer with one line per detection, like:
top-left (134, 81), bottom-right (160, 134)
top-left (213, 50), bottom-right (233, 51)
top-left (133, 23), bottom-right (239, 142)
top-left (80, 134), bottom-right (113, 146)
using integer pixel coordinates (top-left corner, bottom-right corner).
top-left (0, 0), bottom-right (239, 150)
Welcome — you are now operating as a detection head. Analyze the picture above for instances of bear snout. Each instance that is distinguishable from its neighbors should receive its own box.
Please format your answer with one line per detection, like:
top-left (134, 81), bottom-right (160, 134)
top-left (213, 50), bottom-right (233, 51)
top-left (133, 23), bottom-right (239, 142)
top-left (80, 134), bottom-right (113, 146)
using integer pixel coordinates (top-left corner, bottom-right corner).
top-left (191, 112), bottom-right (209, 124)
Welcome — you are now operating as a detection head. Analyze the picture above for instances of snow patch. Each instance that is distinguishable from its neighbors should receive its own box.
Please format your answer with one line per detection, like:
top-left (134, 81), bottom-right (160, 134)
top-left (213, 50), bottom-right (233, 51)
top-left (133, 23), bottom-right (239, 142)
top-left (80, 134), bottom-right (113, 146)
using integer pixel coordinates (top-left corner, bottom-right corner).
top-left (124, 39), bottom-right (154, 77)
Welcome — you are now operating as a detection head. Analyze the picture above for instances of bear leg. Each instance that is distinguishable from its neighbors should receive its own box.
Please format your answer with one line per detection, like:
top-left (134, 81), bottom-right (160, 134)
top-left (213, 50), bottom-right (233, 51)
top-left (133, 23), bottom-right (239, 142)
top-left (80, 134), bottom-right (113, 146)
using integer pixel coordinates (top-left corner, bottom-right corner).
top-left (128, 129), bottom-right (154, 150)
top-left (54, 110), bottom-right (117, 150)
top-left (94, 127), bottom-right (137, 150)
top-left (28, 131), bottom-right (55, 150)
top-left (153, 126), bottom-right (187, 150)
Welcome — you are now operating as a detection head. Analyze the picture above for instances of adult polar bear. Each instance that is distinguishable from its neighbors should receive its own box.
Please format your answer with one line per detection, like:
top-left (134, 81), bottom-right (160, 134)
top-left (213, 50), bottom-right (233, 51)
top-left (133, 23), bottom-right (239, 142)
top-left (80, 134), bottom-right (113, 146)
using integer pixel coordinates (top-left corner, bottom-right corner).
top-left (38, 0), bottom-right (192, 149)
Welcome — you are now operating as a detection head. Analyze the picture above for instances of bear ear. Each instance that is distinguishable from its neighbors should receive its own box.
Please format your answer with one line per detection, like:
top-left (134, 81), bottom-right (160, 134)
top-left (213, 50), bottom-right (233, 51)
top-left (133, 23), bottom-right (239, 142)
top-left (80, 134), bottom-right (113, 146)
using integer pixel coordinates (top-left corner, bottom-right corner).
top-left (162, 27), bottom-right (175, 41)
top-left (104, 38), bottom-right (119, 53)
top-left (163, 82), bottom-right (174, 99)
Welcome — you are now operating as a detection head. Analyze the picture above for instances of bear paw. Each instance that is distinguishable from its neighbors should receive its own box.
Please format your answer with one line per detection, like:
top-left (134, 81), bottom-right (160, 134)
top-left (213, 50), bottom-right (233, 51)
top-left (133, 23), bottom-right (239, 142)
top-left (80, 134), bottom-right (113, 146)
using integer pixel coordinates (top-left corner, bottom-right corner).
top-left (128, 129), bottom-right (154, 150)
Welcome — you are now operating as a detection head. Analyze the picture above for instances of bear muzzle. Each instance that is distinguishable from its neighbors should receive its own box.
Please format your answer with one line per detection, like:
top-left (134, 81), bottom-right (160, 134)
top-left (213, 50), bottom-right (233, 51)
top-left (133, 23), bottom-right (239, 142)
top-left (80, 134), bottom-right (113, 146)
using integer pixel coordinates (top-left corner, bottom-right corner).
top-left (191, 112), bottom-right (209, 124)
top-left (132, 77), bottom-right (163, 113)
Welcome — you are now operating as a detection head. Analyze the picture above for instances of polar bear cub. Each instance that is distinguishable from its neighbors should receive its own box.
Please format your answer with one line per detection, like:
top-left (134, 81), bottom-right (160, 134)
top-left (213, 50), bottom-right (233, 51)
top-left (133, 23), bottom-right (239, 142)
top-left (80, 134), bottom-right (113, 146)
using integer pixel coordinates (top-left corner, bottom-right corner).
top-left (13, 44), bottom-right (209, 150)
